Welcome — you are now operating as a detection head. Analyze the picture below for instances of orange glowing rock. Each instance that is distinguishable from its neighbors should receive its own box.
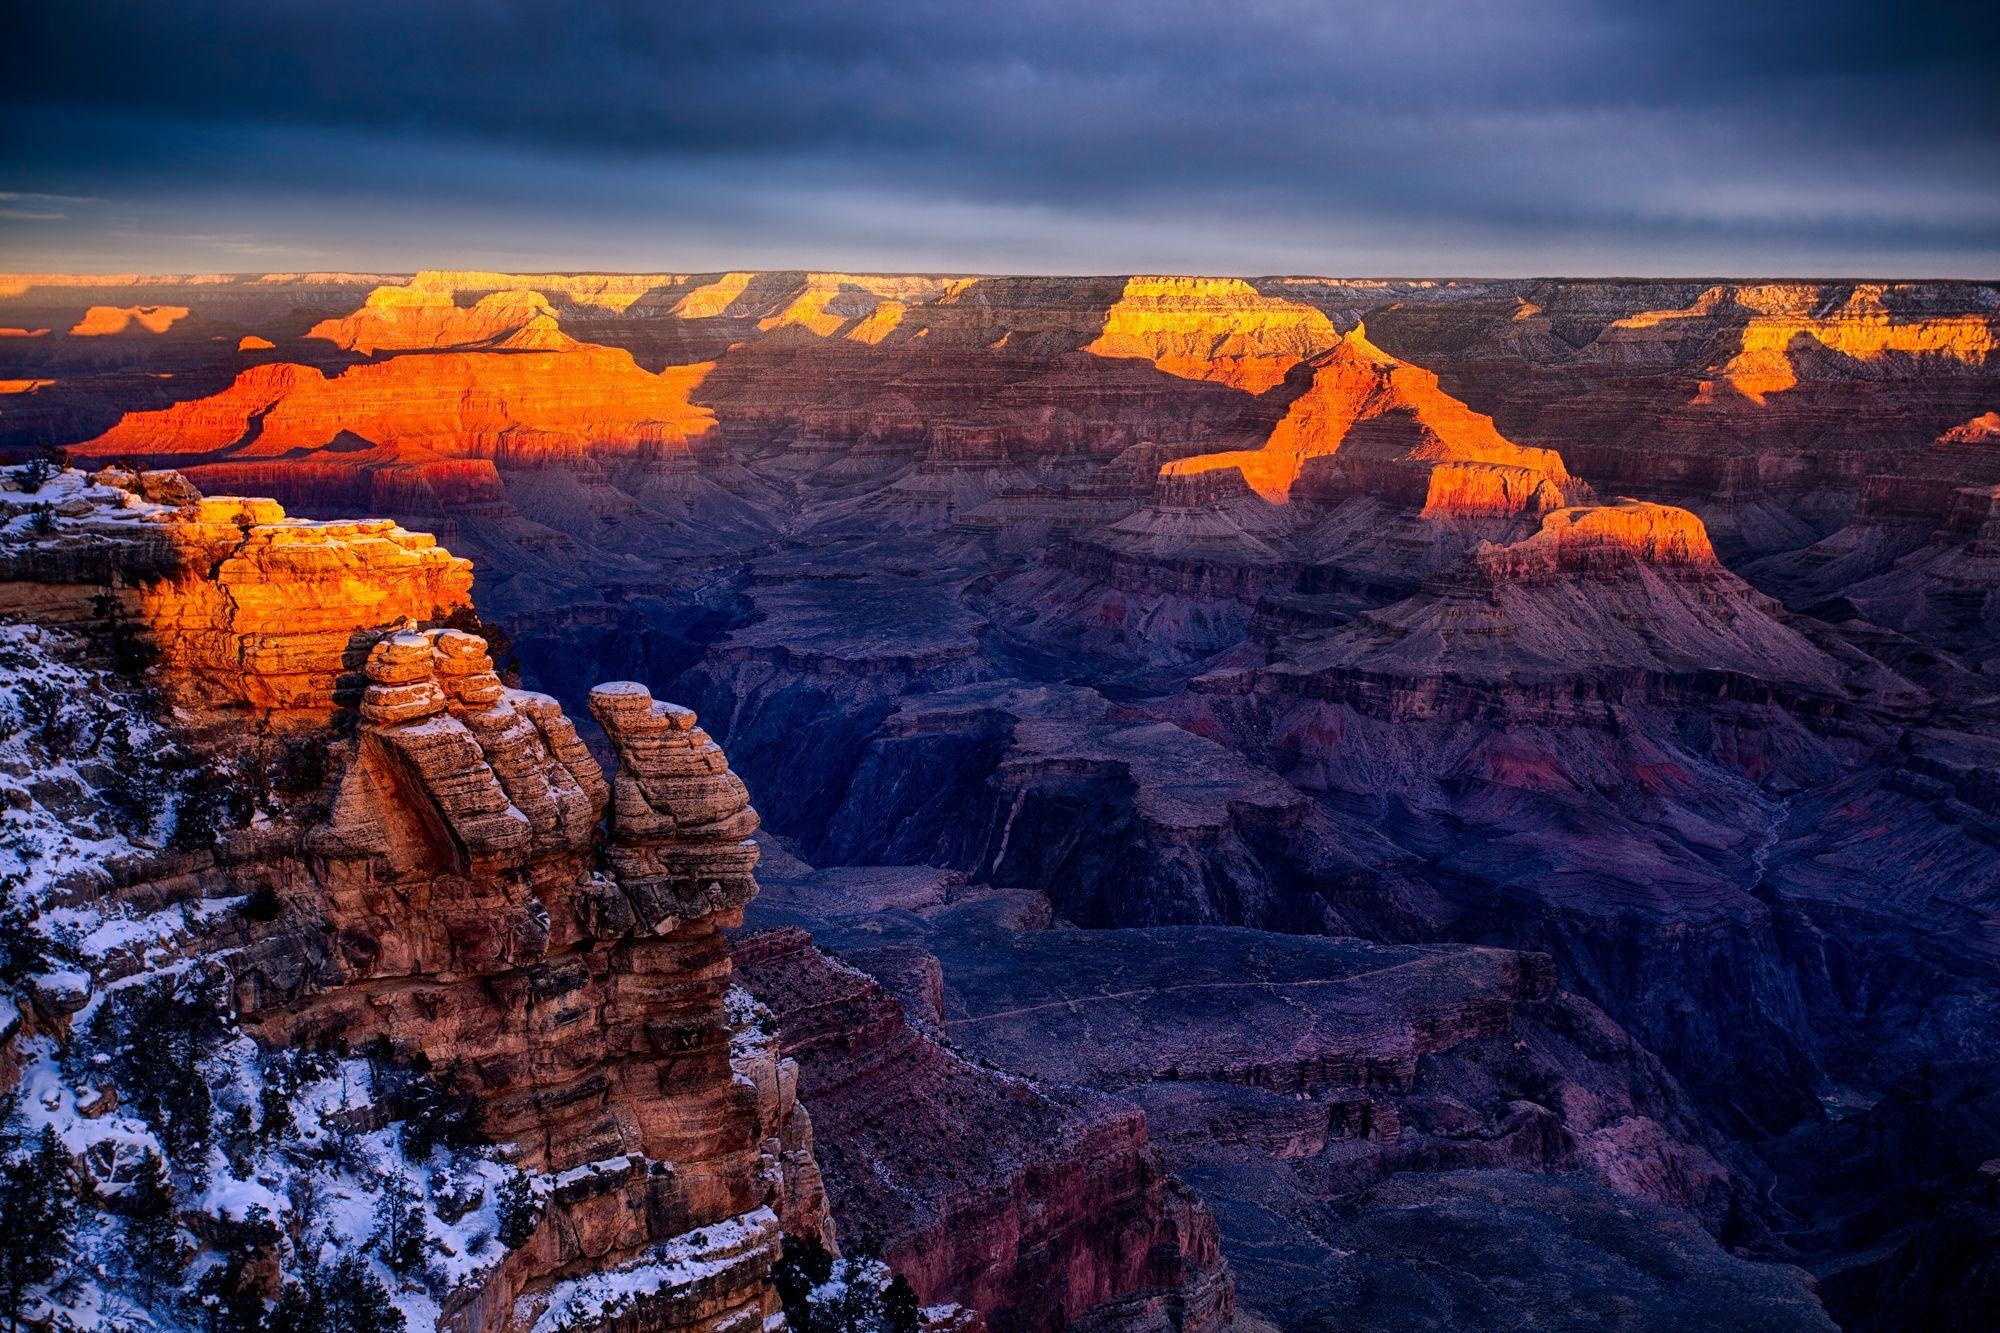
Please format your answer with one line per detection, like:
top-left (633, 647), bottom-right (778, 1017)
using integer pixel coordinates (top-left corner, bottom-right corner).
top-left (1474, 500), bottom-right (1719, 579)
top-left (844, 300), bottom-right (908, 345)
top-left (1163, 327), bottom-right (1576, 515)
top-left (308, 285), bottom-right (577, 354)
top-left (74, 347), bottom-right (716, 464)
top-left (1608, 287), bottom-right (1730, 330)
top-left (670, 272), bottom-right (758, 318)
top-left (0, 328), bottom-right (49, 338)
top-left (1939, 411), bottom-right (2000, 446)
top-left (400, 268), bottom-right (683, 313)
top-left (0, 379), bottom-right (53, 395)
top-left (1718, 285), bottom-right (1997, 404)
top-left (237, 335), bottom-right (275, 351)
top-left (97, 492), bottom-right (476, 726)
top-left (755, 274), bottom-right (959, 337)
top-left (1085, 276), bottom-right (1341, 393)
top-left (68, 304), bottom-right (190, 336)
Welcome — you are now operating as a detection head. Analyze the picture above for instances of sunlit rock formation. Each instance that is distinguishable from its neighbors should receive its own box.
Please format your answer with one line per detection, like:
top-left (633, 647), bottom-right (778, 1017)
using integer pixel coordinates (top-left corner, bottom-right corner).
top-left (0, 473), bottom-right (828, 1332)
top-left (0, 478), bottom-right (471, 726)
top-left (72, 350), bottom-right (716, 465)
top-left (1162, 326), bottom-right (1578, 512)
top-left (68, 303), bottom-right (190, 336)
top-left (1085, 276), bottom-right (1341, 393)
top-left (309, 285), bottom-right (579, 354)
top-left (1716, 284), bottom-right (1998, 405)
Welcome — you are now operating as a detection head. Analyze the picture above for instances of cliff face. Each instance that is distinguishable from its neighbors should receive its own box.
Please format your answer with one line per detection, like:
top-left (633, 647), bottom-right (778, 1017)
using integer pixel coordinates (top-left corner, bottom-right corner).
top-left (72, 351), bottom-right (716, 467)
top-left (0, 472), bottom-right (822, 1332)
top-left (1083, 276), bottom-right (1341, 394)
top-left (732, 927), bottom-right (1232, 1333)
top-left (1161, 328), bottom-right (1578, 514)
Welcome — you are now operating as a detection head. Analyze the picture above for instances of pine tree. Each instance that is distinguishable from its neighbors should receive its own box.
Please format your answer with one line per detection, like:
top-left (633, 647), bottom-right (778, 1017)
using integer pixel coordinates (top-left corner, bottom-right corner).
top-left (267, 1255), bottom-right (404, 1333)
top-left (0, 1124), bottom-right (77, 1332)
top-left (368, 1167), bottom-right (431, 1276)
top-left (773, 1235), bottom-right (836, 1332)
top-left (495, 1169), bottom-right (539, 1249)
top-left (128, 1149), bottom-right (185, 1292)
top-left (827, 1271), bottom-right (888, 1333)
top-left (884, 1274), bottom-right (920, 1333)
top-left (193, 1246), bottom-right (268, 1333)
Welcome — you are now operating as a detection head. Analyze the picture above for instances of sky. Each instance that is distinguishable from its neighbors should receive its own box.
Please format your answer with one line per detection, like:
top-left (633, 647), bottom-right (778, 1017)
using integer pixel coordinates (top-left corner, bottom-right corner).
top-left (3, 0), bottom-right (1997, 277)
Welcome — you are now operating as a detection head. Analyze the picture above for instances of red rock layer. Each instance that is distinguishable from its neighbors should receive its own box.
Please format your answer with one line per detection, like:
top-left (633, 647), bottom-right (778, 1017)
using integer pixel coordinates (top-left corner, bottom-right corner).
top-left (1084, 276), bottom-right (1341, 393)
top-left (241, 661), bottom-right (821, 1332)
top-left (733, 927), bottom-right (1234, 1333)
top-left (308, 286), bottom-right (579, 354)
top-left (70, 349), bottom-right (717, 467)
top-left (68, 303), bottom-right (190, 336)
top-left (0, 488), bottom-right (473, 727)
top-left (1472, 500), bottom-right (1720, 581)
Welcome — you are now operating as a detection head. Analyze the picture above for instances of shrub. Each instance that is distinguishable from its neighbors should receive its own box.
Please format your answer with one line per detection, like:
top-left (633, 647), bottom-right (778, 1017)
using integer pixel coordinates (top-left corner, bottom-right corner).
top-left (436, 606), bottom-right (521, 687)
top-left (128, 1149), bottom-right (185, 1291)
top-left (773, 1235), bottom-right (836, 1331)
top-left (368, 1167), bottom-right (434, 1276)
top-left (364, 1044), bottom-right (484, 1160)
top-left (192, 1245), bottom-right (269, 1333)
top-left (170, 767), bottom-right (253, 853)
top-left (0, 900), bottom-right (82, 985)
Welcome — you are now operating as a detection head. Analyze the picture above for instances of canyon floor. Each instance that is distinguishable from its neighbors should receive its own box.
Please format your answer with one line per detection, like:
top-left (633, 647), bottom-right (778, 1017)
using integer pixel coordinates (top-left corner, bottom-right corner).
top-left (4, 270), bottom-right (1998, 1330)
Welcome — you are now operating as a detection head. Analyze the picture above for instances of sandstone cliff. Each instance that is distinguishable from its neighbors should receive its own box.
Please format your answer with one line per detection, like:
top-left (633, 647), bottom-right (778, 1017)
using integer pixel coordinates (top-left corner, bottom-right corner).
top-left (0, 472), bottom-right (821, 1332)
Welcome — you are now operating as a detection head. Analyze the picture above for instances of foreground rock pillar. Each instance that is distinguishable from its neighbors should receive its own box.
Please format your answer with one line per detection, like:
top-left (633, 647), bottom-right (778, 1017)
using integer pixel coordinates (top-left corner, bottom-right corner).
top-left (588, 681), bottom-right (763, 933)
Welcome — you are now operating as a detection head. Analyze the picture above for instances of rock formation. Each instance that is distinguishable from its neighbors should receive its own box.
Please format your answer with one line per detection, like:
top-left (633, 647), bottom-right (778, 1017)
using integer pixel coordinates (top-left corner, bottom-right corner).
top-left (0, 475), bottom-right (823, 1332)
top-left (1084, 276), bottom-right (1341, 393)
top-left (733, 926), bottom-right (1233, 1333)
top-left (71, 350), bottom-right (717, 466)
top-left (1161, 326), bottom-right (1579, 513)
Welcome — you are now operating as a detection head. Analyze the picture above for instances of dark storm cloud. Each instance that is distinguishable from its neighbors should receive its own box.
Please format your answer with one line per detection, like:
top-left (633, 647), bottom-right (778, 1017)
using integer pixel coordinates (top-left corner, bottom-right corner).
top-left (3, 0), bottom-right (1997, 273)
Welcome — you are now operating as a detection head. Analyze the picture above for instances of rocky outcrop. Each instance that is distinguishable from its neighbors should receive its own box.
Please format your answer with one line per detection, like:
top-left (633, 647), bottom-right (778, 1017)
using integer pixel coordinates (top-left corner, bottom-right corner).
top-left (1161, 327), bottom-right (1580, 514)
top-left (1469, 499), bottom-right (1718, 579)
top-left (0, 476), bottom-right (473, 726)
top-left (309, 285), bottom-right (579, 355)
top-left (69, 303), bottom-right (191, 336)
top-left (0, 475), bottom-right (828, 1333)
top-left (732, 926), bottom-right (1233, 1333)
top-left (254, 658), bottom-right (818, 1331)
top-left (1084, 277), bottom-right (1341, 393)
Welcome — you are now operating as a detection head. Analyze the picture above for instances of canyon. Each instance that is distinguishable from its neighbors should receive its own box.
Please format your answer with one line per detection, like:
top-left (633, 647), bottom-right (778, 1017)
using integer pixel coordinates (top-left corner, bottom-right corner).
top-left (1, 269), bottom-right (1997, 1331)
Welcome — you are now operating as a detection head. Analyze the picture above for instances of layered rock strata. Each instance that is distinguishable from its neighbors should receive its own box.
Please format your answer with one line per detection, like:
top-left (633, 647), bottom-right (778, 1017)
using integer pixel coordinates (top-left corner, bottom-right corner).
top-left (253, 649), bottom-right (820, 1332)
top-left (0, 473), bottom-right (472, 726)
top-left (0, 475), bottom-right (827, 1332)
top-left (732, 926), bottom-right (1233, 1333)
